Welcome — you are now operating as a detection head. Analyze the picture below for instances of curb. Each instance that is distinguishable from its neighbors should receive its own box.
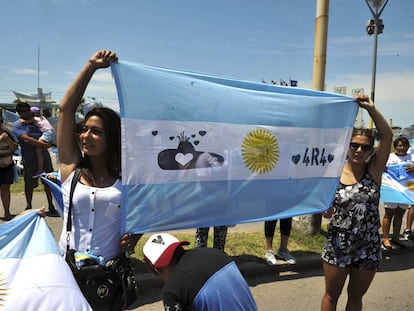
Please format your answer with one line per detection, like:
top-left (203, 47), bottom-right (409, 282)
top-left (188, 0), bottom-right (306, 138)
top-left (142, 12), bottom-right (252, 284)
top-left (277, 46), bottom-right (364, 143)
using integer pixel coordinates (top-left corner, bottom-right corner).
top-left (134, 242), bottom-right (414, 292)
top-left (133, 253), bottom-right (324, 292)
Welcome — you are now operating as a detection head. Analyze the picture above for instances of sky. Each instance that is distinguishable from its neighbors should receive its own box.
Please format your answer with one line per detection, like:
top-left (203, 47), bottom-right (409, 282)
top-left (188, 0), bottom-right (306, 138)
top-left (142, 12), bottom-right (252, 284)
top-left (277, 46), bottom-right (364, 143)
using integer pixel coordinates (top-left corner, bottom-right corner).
top-left (0, 0), bottom-right (413, 128)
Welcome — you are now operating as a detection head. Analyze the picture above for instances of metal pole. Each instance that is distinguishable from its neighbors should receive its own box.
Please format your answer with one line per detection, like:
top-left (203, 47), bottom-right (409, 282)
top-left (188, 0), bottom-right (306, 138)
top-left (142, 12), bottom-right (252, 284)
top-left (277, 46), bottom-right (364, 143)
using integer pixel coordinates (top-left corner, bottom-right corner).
top-left (365, 0), bottom-right (389, 128)
top-left (369, 18), bottom-right (379, 128)
top-left (371, 15), bottom-right (380, 103)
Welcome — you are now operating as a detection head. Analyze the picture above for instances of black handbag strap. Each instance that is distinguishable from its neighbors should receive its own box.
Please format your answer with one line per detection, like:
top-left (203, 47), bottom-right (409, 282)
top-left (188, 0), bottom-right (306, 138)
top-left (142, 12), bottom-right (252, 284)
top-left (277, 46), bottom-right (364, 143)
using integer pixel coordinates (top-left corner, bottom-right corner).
top-left (66, 168), bottom-right (82, 251)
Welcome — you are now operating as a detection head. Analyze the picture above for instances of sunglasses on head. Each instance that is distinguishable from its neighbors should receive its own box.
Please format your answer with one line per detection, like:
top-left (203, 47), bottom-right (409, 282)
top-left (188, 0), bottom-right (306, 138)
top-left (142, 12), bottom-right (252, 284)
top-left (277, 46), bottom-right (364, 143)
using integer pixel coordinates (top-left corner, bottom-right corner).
top-left (350, 142), bottom-right (373, 151)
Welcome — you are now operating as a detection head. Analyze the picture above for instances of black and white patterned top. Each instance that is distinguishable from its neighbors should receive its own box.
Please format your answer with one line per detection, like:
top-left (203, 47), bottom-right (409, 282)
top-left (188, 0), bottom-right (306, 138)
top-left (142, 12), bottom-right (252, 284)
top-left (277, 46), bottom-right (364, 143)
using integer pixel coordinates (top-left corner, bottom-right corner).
top-left (322, 171), bottom-right (382, 270)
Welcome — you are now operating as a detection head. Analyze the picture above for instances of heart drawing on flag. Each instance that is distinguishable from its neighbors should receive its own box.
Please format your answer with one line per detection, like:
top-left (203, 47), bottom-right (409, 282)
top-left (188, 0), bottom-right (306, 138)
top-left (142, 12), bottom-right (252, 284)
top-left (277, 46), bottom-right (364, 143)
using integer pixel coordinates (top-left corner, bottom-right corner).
top-left (328, 154), bottom-right (334, 162)
top-left (291, 154), bottom-right (300, 164)
top-left (158, 131), bottom-right (224, 170)
top-left (175, 153), bottom-right (194, 166)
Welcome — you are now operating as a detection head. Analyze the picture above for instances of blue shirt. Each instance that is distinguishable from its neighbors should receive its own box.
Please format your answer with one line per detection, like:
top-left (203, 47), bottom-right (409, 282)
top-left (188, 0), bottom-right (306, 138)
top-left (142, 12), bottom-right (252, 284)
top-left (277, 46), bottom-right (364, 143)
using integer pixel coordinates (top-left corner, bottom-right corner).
top-left (12, 120), bottom-right (43, 165)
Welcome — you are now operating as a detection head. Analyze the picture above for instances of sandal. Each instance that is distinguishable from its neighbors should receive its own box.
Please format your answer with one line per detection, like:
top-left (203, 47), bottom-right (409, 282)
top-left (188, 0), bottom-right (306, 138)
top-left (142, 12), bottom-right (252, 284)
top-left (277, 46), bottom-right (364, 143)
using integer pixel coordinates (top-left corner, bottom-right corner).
top-left (381, 241), bottom-right (394, 250)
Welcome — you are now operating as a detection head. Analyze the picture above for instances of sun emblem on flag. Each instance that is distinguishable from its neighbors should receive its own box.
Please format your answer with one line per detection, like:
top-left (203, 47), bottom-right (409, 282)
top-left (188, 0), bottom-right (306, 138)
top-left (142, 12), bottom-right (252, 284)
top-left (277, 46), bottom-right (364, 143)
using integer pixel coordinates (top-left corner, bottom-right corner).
top-left (0, 274), bottom-right (8, 307)
top-left (242, 128), bottom-right (279, 174)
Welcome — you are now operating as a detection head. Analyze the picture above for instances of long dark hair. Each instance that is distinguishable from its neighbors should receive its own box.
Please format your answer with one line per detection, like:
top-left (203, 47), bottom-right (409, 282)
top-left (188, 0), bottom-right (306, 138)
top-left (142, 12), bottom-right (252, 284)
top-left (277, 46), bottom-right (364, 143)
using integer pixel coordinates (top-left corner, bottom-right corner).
top-left (78, 107), bottom-right (121, 180)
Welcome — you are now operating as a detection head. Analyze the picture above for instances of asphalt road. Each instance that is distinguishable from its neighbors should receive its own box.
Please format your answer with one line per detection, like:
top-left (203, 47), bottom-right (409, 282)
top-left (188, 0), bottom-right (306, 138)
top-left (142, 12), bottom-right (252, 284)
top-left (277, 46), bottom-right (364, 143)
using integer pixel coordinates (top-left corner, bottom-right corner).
top-left (136, 248), bottom-right (414, 311)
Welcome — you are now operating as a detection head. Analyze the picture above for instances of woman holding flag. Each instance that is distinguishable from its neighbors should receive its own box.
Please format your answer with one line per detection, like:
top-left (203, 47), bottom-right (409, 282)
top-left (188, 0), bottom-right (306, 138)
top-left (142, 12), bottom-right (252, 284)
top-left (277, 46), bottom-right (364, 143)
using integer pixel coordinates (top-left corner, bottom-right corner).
top-left (56, 50), bottom-right (141, 310)
top-left (321, 95), bottom-right (392, 311)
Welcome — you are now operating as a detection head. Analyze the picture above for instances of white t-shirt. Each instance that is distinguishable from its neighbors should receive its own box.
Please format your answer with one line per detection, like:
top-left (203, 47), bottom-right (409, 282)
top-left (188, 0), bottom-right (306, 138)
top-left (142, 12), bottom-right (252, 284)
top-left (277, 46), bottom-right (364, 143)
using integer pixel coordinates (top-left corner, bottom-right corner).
top-left (58, 170), bottom-right (122, 262)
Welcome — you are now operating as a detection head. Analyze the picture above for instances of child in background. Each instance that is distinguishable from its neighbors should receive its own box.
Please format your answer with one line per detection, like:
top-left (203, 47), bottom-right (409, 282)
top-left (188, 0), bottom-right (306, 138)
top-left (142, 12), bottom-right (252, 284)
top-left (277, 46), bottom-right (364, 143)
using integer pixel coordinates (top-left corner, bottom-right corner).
top-left (30, 106), bottom-right (56, 176)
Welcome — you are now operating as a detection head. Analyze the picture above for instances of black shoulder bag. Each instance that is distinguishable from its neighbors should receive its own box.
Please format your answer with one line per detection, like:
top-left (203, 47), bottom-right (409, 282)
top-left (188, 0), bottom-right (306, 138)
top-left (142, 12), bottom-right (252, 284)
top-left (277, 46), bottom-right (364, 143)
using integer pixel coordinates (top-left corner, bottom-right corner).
top-left (65, 169), bottom-right (140, 311)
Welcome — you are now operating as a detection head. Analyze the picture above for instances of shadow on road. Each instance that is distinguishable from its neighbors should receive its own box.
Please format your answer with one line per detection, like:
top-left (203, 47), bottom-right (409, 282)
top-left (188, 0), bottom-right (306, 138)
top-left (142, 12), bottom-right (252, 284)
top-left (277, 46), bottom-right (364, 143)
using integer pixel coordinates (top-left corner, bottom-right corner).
top-left (379, 248), bottom-right (414, 272)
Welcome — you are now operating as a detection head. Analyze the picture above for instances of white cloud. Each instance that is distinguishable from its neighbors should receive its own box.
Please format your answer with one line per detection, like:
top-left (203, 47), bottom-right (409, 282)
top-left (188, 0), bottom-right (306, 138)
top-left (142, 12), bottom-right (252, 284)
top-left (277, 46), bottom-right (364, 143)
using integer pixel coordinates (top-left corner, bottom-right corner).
top-left (12, 68), bottom-right (47, 75)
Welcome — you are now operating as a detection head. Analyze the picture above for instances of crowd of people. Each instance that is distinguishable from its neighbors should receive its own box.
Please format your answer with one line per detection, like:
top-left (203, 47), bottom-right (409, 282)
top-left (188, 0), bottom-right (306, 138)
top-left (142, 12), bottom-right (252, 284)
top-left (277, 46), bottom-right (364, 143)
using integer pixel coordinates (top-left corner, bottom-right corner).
top-left (1, 50), bottom-right (414, 311)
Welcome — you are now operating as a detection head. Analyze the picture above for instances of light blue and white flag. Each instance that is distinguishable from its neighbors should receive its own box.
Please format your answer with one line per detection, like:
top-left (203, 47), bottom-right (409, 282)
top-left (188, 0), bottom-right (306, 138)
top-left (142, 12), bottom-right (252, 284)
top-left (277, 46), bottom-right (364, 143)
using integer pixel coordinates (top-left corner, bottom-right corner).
top-left (40, 172), bottom-right (64, 216)
top-left (0, 211), bottom-right (91, 310)
top-left (381, 163), bottom-right (414, 204)
top-left (112, 61), bottom-right (358, 233)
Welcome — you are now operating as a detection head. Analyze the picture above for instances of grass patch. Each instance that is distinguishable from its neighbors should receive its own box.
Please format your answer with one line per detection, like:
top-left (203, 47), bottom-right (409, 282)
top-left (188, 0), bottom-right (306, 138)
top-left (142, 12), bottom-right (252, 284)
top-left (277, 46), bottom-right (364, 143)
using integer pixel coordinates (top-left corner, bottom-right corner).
top-left (11, 177), bottom-right (44, 194)
top-left (132, 226), bottom-right (327, 269)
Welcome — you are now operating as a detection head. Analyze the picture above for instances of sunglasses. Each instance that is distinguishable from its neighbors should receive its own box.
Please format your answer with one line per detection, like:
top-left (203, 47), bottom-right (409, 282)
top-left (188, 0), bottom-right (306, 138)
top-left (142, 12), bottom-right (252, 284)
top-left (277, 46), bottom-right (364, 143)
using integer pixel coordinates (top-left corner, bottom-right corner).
top-left (350, 142), bottom-right (373, 151)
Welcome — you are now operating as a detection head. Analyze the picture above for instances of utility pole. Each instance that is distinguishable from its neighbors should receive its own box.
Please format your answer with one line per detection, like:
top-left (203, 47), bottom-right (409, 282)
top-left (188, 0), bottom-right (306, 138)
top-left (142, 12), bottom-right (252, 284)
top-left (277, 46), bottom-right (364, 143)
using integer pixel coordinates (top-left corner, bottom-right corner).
top-left (312, 0), bottom-right (329, 91)
top-left (365, 0), bottom-right (389, 128)
top-left (308, 0), bottom-right (330, 235)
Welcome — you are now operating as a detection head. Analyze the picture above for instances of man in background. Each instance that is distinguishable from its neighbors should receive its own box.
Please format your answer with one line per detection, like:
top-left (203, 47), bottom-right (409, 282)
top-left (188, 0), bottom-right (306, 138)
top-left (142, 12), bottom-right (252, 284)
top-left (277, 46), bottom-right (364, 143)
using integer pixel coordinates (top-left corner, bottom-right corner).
top-left (12, 102), bottom-right (58, 216)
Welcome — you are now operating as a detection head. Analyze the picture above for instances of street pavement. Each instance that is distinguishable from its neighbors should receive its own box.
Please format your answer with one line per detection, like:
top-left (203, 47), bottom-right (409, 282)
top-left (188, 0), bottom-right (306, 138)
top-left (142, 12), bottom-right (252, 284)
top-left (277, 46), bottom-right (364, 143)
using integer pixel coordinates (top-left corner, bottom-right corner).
top-left (2, 192), bottom-right (414, 310)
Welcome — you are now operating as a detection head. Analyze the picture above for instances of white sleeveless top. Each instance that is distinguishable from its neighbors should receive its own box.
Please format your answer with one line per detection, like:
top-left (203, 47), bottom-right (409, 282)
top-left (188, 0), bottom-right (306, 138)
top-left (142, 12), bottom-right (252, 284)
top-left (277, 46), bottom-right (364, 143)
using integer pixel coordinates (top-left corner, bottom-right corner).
top-left (58, 170), bottom-right (122, 262)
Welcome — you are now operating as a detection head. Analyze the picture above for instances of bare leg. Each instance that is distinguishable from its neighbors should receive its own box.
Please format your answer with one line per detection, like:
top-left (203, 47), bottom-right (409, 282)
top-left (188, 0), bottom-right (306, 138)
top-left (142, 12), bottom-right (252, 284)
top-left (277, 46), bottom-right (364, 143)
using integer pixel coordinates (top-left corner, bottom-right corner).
top-left (346, 267), bottom-right (376, 311)
top-left (321, 262), bottom-right (349, 311)
top-left (381, 208), bottom-right (395, 247)
top-left (279, 234), bottom-right (289, 251)
top-left (264, 220), bottom-right (277, 251)
top-left (24, 179), bottom-right (34, 210)
top-left (265, 235), bottom-right (273, 250)
top-left (42, 181), bottom-right (56, 213)
top-left (405, 206), bottom-right (414, 232)
top-left (392, 207), bottom-right (406, 241)
top-left (35, 146), bottom-right (44, 176)
top-left (1, 184), bottom-right (11, 218)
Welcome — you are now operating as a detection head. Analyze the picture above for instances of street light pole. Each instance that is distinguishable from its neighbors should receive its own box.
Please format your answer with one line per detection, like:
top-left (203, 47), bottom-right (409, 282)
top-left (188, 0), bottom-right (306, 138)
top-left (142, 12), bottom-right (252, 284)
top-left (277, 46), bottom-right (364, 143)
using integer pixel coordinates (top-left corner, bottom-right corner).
top-left (365, 0), bottom-right (389, 127)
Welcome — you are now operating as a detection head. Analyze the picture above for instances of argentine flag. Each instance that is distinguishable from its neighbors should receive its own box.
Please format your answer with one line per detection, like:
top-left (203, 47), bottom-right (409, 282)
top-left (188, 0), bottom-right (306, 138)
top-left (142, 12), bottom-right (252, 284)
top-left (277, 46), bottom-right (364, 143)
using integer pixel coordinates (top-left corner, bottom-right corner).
top-left (40, 172), bottom-right (64, 217)
top-left (0, 211), bottom-right (91, 310)
top-left (381, 163), bottom-right (414, 204)
top-left (112, 61), bottom-right (358, 233)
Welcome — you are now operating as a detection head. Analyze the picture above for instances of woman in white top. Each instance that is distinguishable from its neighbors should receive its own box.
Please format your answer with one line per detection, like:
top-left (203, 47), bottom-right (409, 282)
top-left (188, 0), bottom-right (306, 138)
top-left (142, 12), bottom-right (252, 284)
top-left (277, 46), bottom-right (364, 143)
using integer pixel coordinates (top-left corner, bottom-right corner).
top-left (381, 135), bottom-right (414, 250)
top-left (57, 50), bottom-right (141, 261)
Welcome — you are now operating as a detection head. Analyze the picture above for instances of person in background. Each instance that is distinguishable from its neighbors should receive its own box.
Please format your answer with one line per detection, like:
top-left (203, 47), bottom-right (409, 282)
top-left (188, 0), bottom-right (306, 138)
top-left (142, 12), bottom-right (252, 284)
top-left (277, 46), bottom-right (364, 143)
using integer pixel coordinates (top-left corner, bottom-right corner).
top-left (12, 102), bottom-right (58, 216)
top-left (195, 226), bottom-right (228, 252)
top-left (56, 50), bottom-right (141, 310)
top-left (30, 106), bottom-right (56, 176)
top-left (320, 95), bottom-right (392, 311)
top-left (381, 136), bottom-right (414, 250)
top-left (403, 206), bottom-right (414, 241)
top-left (0, 116), bottom-right (18, 220)
top-left (264, 217), bottom-right (296, 265)
top-left (403, 141), bottom-right (414, 241)
top-left (143, 232), bottom-right (258, 311)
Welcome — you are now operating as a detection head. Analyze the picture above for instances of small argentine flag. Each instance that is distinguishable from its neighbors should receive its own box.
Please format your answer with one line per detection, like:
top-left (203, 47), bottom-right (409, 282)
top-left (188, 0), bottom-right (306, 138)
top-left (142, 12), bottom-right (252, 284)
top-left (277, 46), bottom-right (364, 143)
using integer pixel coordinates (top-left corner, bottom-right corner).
top-left (0, 211), bottom-right (91, 310)
top-left (111, 61), bottom-right (358, 233)
top-left (381, 163), bottom-right (414, 204)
